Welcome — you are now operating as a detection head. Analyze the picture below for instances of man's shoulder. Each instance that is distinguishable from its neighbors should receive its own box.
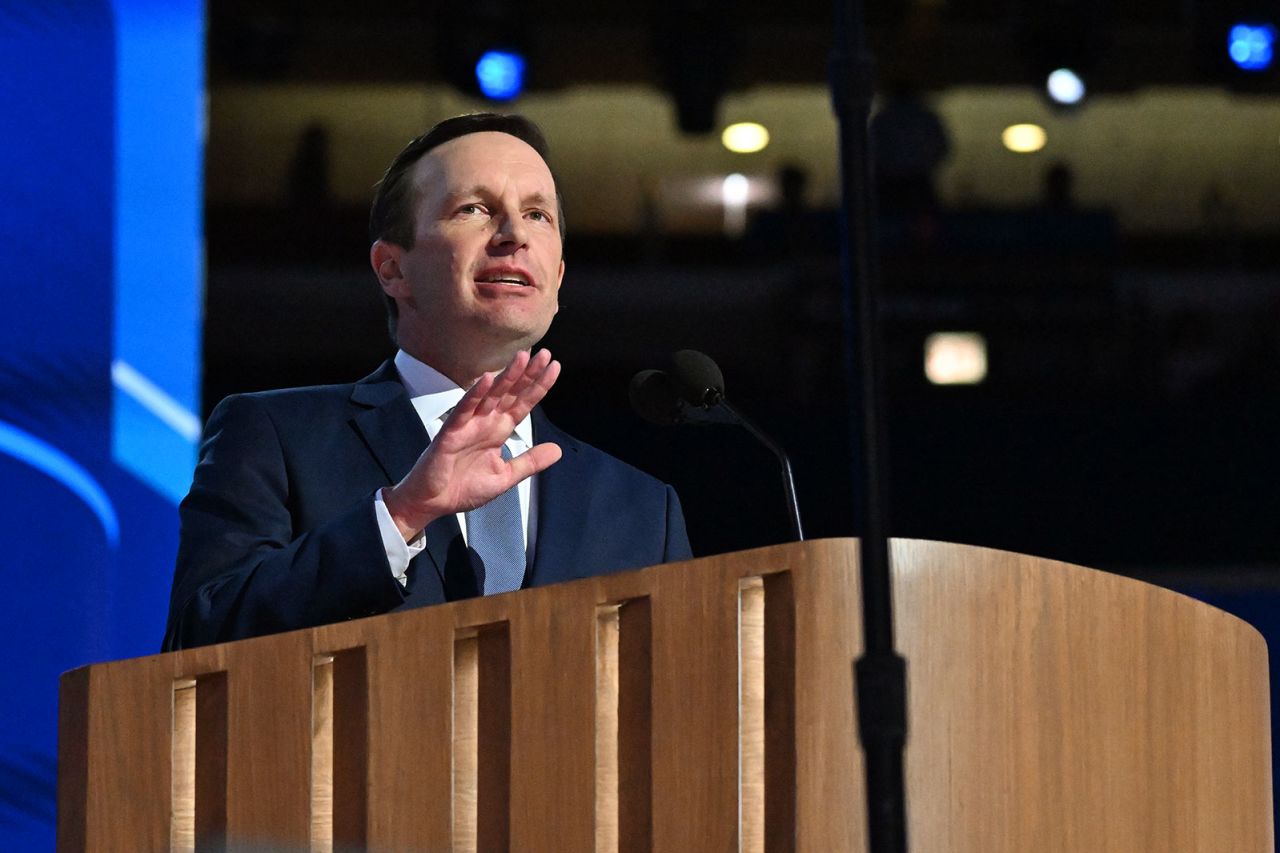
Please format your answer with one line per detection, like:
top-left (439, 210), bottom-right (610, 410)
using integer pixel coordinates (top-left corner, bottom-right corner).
top-left (232, 380), bottom-right (362, 405)
top-left (209, 382), bottom-right (357, 423)
top-left (210, 361), bottom-right (401, 422)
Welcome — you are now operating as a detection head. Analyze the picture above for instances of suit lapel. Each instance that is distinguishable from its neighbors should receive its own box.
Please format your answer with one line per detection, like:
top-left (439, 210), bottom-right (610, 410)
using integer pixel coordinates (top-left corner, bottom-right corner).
top-left (349, 360), bottom-right (462, 592)
top-left (528, 409), bottom-right (588, 585)
top-left (349, 360), bottom-right (426, 484)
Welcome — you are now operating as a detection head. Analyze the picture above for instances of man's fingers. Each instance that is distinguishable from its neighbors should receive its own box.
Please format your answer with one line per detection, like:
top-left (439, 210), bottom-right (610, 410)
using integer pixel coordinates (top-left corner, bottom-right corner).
top-left (506, 358), bottom-right (560, 420)
top-left (507, 442), bottom-right (563, 481)
top-left (523, 347), bottom-right (552, 372)
top-left (490, 349), bottom-right (553, 409)
top-left (481, 350), bottom-right (555, 418)
top-left (444, 351), bottom-right (558, 449)
top-left (533, 354), bottom-right (560, 392)
top-left (474, 350), bottom-right (531, 416)
top-left (451, 372), bottom-right (496, 421)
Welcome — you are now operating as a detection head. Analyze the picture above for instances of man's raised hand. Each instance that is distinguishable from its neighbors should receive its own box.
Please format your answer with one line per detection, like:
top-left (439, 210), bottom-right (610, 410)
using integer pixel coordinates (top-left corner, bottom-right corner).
top-left (381, 349), bottom-right (562, 541)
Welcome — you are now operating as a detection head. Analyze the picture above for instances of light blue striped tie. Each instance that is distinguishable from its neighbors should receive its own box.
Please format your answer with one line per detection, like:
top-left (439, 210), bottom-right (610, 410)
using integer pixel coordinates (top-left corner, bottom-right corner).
top-left (465, 443), bottom-right (526, 595)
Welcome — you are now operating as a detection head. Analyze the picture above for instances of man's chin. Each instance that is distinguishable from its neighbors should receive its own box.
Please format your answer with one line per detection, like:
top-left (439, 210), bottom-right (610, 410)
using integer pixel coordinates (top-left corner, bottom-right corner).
top-left (473, 326), bottom-right (551, 366)
top-left (481, 315), bottom-right (553, 348)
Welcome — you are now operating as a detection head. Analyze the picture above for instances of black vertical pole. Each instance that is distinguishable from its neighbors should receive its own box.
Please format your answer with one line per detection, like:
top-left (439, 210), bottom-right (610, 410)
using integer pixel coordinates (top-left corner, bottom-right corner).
top-left (829, 0), bottom-right (910, 851)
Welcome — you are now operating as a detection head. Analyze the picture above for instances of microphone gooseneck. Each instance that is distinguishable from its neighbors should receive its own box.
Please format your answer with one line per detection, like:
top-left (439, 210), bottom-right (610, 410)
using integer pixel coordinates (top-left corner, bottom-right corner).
top-left (630, 351), bottom-right (804, 542)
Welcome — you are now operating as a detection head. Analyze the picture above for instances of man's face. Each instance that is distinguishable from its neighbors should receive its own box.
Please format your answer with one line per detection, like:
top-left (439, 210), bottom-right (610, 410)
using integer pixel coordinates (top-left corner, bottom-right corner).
top-left (383, 131), bottom-right (565, 378)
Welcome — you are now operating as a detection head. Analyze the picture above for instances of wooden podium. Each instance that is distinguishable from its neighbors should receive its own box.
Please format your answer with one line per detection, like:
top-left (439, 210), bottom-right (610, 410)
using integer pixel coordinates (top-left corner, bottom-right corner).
top-left (58, 539), bottom-right (1273, 851)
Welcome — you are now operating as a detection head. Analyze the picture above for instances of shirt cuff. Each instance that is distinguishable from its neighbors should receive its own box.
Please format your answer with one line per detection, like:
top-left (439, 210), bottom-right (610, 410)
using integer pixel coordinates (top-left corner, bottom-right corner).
top-left (374, 489), bottom-right (426, 586)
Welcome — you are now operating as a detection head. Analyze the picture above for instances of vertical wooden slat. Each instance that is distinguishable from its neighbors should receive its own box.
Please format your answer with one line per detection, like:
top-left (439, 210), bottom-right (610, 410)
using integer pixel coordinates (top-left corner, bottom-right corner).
top-left (361, 616), bottom-right (452, 849)
top-left (650, 556), bottom-right (741, 851)
top-left (56, 668), bottom-right (90, 853)
top-left (763, 571), bottom-right (797, 853)
top-left (451, 620), bottom-right (515, 851)
top-left (61, 661), bottom-right (178, 851)
top-left (595, 605), bottom-right (621, 853)
top-left (310, 656), bottom-right (334, 853)
top-left (595, 595), bottom-right (656, 853)
top-left (224, 635), bottom-right (312, 847)
top-left (172, 679), bottom-right (197, 853)
top-left (508, 586), bottom-right (603, 851)
top-left (617, 597), bottom-right (654, 853)
top-left (740, 578), bottom-right (766, 853)
top-left (452, 634), bottom-right (479, 853)
top-left (331, 647), bottom-right (369, 850)
top-left (476, 624), bottom-right (512, 852)
top-left (195, 671), bottom-right (229, 852)
top-left (794, 543), bottom-right (864, 853)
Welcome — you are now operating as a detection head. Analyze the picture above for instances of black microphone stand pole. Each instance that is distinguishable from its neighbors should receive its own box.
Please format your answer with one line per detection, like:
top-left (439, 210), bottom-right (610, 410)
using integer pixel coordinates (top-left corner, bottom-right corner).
top-left (829, 0), bottom-right (909, 850)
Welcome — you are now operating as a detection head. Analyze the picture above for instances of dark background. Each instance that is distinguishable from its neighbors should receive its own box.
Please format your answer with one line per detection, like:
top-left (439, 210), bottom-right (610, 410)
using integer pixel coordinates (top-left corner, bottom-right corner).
top-left (201, 0), bottom-right (1280, 578)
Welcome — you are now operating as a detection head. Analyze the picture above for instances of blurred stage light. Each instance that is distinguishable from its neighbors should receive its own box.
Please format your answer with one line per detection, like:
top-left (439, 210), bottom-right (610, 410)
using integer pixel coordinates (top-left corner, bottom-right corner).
top-left (1002, 124), bottom-right (1047, 153)
top-left (1046, 68), bottom-right (1086, 105)
top-left (722, 173), bottom-right (750, 205)
top-left (925, 333), bottom-right (988, 386)
top-left (721, 122), bottom-right (770, 153)
top-left (722, 172), bottom-right (750, 237)
top-left (1228, 23), bottom-right (1275, 72)
top-left (475, 49), bottom-right (526, 100)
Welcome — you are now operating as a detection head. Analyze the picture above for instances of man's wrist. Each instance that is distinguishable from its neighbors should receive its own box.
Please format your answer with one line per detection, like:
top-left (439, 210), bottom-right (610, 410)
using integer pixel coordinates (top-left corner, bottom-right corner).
top-left (380, 485), bottom-right (431, 542)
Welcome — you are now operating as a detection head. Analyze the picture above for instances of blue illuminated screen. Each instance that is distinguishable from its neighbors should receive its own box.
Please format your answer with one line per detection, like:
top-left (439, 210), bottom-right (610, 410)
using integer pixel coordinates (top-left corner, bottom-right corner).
top-left (0, 2), bottom-right (202, 848)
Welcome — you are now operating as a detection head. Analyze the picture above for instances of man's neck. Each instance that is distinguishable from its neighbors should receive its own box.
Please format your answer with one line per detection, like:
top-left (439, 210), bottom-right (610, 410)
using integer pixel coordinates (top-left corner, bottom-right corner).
top-left (398, 342), bottom-right (524, 390)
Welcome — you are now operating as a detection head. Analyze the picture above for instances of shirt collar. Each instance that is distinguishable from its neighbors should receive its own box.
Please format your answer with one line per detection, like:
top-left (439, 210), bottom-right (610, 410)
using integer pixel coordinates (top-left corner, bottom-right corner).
top-left (394, 349), bottom-right (533, 446)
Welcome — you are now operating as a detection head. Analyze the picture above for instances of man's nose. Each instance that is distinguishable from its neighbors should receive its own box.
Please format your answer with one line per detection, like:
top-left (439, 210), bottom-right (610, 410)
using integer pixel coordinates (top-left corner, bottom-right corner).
top-left (492, 210), bottom-right (528, 249)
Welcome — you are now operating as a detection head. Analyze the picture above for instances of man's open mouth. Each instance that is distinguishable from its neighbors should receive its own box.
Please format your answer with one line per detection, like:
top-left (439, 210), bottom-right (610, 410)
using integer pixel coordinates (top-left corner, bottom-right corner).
top-left (477, 272), bottom-right (531, 287)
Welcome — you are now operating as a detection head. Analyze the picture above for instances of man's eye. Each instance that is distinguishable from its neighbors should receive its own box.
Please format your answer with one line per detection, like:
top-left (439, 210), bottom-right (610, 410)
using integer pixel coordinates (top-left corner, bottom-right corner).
top-left (528, 210), bottom-right (550, 222)
top-left (458, 204), bottom-right (485, 215)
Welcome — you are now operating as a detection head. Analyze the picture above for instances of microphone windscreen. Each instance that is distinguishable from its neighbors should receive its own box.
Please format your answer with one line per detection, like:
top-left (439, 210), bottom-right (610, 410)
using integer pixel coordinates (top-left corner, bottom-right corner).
top-left (670, 349), bottom-right (725, 407)
top-left (629, 369), bottom-right (683, 426)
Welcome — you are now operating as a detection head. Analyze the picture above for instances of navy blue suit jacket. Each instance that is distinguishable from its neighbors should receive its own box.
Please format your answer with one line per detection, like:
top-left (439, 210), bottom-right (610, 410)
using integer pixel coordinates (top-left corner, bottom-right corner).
top-left (163, 360), bottom-right (692, 651)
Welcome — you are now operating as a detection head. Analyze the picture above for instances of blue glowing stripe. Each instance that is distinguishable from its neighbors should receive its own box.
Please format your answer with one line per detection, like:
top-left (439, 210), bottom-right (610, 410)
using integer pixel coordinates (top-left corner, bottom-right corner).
top-left (0, 420), bottom-right (120, 548)
top-left (111, 0), bottom-right (203, 504)
top-left (111, 360), bottom-right (201, 442)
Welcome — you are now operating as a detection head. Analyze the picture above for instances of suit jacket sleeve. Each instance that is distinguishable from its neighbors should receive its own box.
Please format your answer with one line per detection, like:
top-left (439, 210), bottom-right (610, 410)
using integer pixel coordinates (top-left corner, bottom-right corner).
top-left (663, 484), bottom-right (694, 563)
top-left (163, 394), bottom-right (406, 650)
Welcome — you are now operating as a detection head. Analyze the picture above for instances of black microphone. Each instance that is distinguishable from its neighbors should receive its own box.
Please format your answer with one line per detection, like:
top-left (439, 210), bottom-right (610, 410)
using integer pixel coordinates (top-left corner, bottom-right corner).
top-left (628, 369), bottom-right (685, 426)
top-left (628, 364), bottom-right (732, 427)
top-left (670, 349), bottom-right (725, 407)
top-left (630, 351), bottom-right (805, 542)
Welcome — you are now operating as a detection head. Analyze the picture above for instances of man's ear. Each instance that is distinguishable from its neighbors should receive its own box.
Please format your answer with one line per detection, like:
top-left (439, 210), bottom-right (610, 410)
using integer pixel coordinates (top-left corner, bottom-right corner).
top-left (370, 240), bottom-right (406, 297)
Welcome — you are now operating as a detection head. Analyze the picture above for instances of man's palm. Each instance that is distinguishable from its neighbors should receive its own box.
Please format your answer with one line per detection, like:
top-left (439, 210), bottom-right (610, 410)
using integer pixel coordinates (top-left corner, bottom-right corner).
top-left (382, 349), bottom-right (562, 540)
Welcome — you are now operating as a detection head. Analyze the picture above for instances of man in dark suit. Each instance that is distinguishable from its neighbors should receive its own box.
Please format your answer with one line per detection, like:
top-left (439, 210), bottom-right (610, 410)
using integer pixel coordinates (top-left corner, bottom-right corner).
top-left (163, 114), bottom-right (692, 651)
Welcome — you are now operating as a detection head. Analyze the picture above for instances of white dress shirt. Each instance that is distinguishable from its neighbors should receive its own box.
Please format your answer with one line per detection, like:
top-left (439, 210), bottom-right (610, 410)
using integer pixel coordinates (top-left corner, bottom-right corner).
top-left (373, 350), bottom-right (537, 586)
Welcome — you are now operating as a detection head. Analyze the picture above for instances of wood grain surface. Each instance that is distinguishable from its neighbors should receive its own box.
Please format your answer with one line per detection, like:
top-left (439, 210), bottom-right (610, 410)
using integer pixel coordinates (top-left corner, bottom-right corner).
top-left (58, 539), bottom-right (1272, 852)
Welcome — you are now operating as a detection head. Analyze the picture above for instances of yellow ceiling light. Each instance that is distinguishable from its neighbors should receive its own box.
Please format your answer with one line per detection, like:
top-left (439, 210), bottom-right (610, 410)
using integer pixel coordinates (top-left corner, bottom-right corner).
top-left (1002, 123), bottom-right (1047, 153)
top-left (721, 122), bottom-right (770, 154)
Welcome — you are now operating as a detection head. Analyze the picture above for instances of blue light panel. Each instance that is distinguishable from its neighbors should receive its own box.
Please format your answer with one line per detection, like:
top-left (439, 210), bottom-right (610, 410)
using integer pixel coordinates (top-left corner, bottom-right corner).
top-left (112, 0), bottom-right (203, 503)
top-left (476, 50), bottom-right (526, 101)
top-left (1228, 23), bottom-right (1276, 72)
top-left (0, 2), bottom-right (202, 847)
